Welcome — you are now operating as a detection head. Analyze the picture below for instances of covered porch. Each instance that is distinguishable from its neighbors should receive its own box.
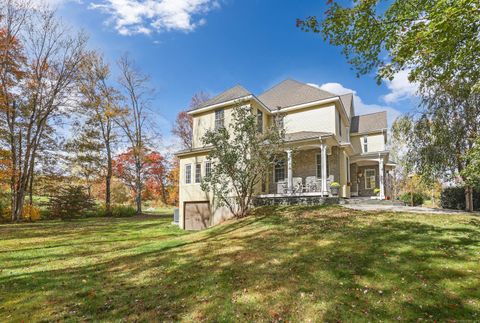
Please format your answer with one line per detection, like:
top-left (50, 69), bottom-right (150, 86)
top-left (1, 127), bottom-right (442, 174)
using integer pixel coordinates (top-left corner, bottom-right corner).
top-left (350, 152), bottom-right (394, 199)
top-left (258, 132), bottom-right (350, 198)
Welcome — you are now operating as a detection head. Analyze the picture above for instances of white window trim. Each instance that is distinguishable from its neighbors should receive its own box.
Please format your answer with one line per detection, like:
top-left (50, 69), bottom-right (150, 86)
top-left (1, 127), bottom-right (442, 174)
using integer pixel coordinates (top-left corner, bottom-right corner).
top-left (195, 163), bottom-right (202, 183)
top-left (205, 161), bottom-right (212, 177)
top-left (274, 160), bottom-right (286, 183)
top-left (185, 164), bottom-right (192, 184)
top-left (365, 168), bottom-right (376, 189)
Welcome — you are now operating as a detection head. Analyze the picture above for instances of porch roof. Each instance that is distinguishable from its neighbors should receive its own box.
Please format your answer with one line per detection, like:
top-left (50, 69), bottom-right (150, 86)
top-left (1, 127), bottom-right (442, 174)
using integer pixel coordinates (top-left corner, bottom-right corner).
top-left (285, 131), bottom-right (332, 143)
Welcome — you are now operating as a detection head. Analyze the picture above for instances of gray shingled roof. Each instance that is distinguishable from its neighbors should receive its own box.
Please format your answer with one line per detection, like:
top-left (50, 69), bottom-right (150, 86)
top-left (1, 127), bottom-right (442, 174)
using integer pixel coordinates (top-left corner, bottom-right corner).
top-left (191, 85), bottom-right (251, 111)
top-left (258, 79), bottom-right (337, 111)
top-left (350, 111), bottom-right (387, 133)
top-left (339, 93), bottom-right (354, 119)
top-left (285, 131), bottom-right (332, 142)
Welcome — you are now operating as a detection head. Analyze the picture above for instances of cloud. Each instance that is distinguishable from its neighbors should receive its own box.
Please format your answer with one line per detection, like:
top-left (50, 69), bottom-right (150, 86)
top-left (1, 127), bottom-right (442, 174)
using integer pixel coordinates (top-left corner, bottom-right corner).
top-left (308, 82), bottom-right (402, 127)
top-left (89, 0), bottom-right (220, 35)
top-left (381, 70), bottom-right (418, 103)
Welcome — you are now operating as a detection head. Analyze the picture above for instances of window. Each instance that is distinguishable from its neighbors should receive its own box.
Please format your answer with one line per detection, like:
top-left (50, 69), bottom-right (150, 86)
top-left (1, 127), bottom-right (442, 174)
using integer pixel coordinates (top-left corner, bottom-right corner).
top-left (195, 163), bottom-right (201, 183)
top-left (257, 110), bottom-right (263, 133)
top-left (185, 164), bottom-right (192, 184)
top-left (316, 154), bottom-right (329, 178)
top-left (363, 136), bottom-right (368, 153)
top-left (365, 169), bottom-right (376, 189)
top-left (346, 156), bottom-right (350, 182)
top-left (275, 115), bottom-right (284, 130)
top-left (205, 161), bottom-right (212, 177)
top-left (215, 109), bottom-right (224, 129)
top-left (274, 160), bottom-right (285, 182)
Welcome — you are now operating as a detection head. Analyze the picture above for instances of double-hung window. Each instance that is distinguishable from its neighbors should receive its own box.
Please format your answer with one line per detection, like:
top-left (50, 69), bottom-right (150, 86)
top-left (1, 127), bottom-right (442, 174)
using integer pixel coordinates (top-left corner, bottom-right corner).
top-left (185, 164), bottom-right (192, 184)
top-left (363, 136), bottom-right (368, 153)
top-left (205, 161), bottom-right (212, 177)
top-left (195, 163), bottom-right (201, 183)
top-left (274, 160), bottom-right (285, 182)
top-left (215, 109), bottom-right (224, 130)
top-left (257, 110), bottom-right (263, 133)
top-left (338, 111), bottom-right (342, 138)
top-left (365, 169), bottom-right (376, 189)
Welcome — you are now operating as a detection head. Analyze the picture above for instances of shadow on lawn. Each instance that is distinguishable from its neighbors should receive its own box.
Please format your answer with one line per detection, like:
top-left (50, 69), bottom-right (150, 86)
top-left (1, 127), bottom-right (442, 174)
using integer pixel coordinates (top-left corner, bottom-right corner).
top-left (1, 206), bottom-right (479, 321)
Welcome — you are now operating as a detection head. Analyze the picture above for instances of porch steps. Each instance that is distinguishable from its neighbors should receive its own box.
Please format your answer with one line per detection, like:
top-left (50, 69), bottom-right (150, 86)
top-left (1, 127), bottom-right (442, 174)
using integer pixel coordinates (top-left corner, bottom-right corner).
top-left (342, 198), bottom-right (405, 206)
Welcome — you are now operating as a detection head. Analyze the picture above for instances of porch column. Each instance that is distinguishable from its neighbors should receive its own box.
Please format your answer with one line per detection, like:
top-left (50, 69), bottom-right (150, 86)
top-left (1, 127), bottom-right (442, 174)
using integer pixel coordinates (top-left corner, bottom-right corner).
top-left (286, 149), bottom-right (293, 193)
top-left (379, 157), bottom-right (385, 199)
top-left (320, 144), bottom-right (328, 195)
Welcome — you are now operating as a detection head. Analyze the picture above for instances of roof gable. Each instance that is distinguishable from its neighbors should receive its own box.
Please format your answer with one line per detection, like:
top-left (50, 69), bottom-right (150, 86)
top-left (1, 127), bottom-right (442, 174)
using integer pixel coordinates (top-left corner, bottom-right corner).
top-left (258, 79), bottom-right (337, 110)
top-left (191, 85), bottom-right (251, 111)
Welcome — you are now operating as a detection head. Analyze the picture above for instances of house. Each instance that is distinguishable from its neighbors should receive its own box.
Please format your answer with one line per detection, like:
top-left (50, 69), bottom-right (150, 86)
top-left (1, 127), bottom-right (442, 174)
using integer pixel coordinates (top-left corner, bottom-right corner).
top-left (175, 79), bottom-right (395, 230)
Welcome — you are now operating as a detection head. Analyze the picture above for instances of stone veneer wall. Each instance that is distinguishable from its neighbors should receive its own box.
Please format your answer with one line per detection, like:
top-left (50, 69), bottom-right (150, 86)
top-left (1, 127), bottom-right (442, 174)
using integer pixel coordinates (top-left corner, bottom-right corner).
top-left (267, 148), bottom-right (340, 194)
top-left (355, 164), bottom-right (380, 197)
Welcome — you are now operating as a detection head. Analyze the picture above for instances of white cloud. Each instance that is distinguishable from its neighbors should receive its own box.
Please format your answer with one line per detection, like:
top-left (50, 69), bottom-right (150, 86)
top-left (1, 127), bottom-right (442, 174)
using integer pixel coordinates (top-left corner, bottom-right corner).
top-left (89, 0), bottom-right (220, 35)
top-left (308, 82), bottom-right (402, 127)
top-left (381, 70), bottom-right (418, 103)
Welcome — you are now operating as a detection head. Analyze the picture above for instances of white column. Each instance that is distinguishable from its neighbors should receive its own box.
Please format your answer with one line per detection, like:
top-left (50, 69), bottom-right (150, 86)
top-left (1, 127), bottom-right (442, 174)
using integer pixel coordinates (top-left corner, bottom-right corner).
top-left (379, 157), bottom-right (385, 199)
top-left (286, 149), bottom-right (293, 194)
top-left (321, 144), bottom-right (328, 195)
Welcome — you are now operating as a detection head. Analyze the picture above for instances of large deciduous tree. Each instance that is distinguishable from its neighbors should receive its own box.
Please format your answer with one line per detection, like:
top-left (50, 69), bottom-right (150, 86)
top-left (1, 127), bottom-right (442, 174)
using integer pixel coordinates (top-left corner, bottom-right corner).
top-left (0, 1), bottom-right (87, 221)
top-left (114, 55), bottom-right (153, 215)
top-left (298, 0), bottom-right (480, 210)
top-left (77, 52), bottom-right (120, 214)
top-left (201, 105), bottom-right (284, 218)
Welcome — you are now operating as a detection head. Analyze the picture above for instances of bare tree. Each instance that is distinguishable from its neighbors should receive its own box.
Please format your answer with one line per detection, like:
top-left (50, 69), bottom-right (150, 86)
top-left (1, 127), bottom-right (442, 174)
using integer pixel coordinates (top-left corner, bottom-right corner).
top-left (115, 55), bottom-right (153, 215)
top-left (77, 52), bottom-right (120, 213)
top-left (0, 1), bottom-right (87, 221)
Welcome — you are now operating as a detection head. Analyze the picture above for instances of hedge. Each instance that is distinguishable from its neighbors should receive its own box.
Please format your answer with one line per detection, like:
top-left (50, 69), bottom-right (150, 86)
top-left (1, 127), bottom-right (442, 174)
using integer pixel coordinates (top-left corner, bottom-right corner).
top-left (441, 186), bottom-right (480, 211)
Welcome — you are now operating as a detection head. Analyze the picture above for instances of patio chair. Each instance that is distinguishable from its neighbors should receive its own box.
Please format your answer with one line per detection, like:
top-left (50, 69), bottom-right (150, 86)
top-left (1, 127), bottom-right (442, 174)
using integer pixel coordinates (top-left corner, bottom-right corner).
top-left (305, 176), bottom-right (318, 192)
top-left (276, 181), bottom-right (287, 194)
top-left (293, 177), bottom-right (303, 193)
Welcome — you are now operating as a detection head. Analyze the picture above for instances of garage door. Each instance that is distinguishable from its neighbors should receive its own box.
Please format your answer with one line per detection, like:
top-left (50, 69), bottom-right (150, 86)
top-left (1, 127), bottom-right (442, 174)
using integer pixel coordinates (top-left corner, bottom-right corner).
top-left (184, 202), bottom-right (211, 230)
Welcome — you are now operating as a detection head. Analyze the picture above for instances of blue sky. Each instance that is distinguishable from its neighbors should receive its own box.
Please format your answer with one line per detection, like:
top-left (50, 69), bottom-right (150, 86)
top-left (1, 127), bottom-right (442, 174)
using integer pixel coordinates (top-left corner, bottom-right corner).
top-left (53, 0), bottom-right (418, 149)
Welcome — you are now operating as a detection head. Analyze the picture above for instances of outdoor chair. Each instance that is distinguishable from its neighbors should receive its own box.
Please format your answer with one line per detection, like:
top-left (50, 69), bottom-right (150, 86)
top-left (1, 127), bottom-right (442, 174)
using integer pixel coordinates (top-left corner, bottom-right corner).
top-left (277, 181), bottom-right (287, 194)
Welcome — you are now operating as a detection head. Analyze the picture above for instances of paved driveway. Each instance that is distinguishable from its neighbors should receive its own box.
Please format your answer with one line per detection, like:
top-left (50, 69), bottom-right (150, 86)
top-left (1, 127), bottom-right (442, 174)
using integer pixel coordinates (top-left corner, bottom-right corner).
top-left (343, 204), bottom-right (480, 215)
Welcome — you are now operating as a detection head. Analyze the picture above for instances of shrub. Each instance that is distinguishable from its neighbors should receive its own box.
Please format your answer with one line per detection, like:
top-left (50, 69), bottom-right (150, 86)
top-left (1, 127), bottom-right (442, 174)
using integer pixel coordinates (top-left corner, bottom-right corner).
top-left (22, 204), bottom-right (41, 221)
top-left (96, 204), bottom-right (136, 218)
top-left (330, 182), bottom-right (340, 188)
top-left (47, 185), bottom-right (96, 219)
top-left (400, 192), bottom-right (425, 206)
top-left (441, 186), bottom-right (480, 211)
top-left (373, 188), bottom-right (380, 195)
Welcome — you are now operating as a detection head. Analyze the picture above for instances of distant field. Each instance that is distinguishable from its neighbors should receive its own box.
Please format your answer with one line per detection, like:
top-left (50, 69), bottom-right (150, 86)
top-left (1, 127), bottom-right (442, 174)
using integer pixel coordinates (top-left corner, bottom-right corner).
top-left (1, 206), bottom-right (479, 321)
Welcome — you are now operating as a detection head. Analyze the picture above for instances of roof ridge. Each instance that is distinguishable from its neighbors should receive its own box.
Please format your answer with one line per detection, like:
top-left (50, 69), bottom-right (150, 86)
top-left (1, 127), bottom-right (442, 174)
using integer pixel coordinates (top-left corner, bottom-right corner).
top-left (354, 110), bottom-right (387, 117)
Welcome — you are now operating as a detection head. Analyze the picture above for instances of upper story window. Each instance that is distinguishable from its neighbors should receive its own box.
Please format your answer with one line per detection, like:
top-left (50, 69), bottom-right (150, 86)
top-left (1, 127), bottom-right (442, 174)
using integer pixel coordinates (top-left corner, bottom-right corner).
top-left (215, 109), bottom-right (224, 130)
top-left (257, 110), bottom-right (263, 133)
top-left (363, 136), bottom-right (368, 153)
top-left (195, 163), bottom-right (201, 183)
top-left (205, 161), bottom-right (212, 177)
top-left (185, 164), bottom-right (192, 184)
top-left (274, 159), bottom-right (285, 182)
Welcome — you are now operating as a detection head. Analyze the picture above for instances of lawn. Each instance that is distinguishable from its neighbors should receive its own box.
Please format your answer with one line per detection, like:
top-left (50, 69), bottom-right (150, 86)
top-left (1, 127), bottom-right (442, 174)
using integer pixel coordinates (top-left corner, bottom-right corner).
top-left (1, 206), bottom-right (479, 321)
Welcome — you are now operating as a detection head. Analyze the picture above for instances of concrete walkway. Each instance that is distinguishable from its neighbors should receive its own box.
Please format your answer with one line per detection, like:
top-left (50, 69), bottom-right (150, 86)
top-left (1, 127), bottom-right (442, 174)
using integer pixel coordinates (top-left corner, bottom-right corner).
top-left (343, 203), bottom-right (480, 215)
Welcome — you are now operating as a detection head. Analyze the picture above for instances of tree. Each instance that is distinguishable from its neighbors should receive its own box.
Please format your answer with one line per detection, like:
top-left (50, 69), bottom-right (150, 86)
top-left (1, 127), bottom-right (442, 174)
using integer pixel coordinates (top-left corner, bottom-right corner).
top-left (201, 105), bottom-right (284, 218)
top-left (113, 149), bottom-right (168, 204)
top-left (0, 1), bottom-right (87, 221)
top-left (77, 52), bottom-right (120, 214)
top-left (65, 124), bottom-right (104, 197)
top-left (114, 55), bottom-right (153, 215)
top-left (47, 185), bottom-right (96, 220)
top-left (298, 0), bottom-right (480, 210)
top-left (165, 158), bottom-right (179, 206)
top-left (461, 136), bottom-right (480, 190)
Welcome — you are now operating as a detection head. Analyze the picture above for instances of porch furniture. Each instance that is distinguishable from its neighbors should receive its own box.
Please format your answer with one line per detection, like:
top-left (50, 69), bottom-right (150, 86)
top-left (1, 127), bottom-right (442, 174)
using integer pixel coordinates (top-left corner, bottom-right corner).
top-left (293, 177), bottom-right (303, 193)
top-left (276, 181), bottom-right (287, 194)
top-left (326, 175), bottom-right (334, 193)
top-left (305, 176), bottom-right (321, 193)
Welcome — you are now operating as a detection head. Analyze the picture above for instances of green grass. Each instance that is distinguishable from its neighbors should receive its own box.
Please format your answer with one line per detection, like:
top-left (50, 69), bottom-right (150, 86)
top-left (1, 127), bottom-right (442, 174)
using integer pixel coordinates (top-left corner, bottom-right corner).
top-left (1, 206), bottom-right (479, 321)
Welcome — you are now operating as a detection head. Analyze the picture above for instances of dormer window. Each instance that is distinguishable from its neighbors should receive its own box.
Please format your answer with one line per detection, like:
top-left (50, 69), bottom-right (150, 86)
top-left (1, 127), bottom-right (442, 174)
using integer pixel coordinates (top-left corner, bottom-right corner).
top-left (215, 109), bottom-right (224, 130)
top-left (257, 110), bottom-right (263, 133)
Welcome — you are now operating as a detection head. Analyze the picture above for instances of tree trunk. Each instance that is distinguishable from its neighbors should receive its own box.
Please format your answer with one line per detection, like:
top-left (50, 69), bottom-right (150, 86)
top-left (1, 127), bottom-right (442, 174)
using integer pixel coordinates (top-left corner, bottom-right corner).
top-left (465, 186), bottom-right (474, 212)
top-left (105, 144), bottom-right (112, 214)
top-left (135, 157), bottom-right (142, 215)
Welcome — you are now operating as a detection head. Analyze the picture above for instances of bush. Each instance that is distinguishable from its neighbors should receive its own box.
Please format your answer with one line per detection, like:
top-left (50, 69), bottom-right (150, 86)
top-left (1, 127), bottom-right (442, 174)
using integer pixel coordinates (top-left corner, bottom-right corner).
top-left (400, 192), bottom-right (425, 206)
top-left (96, 204), bottom-right (136, 218)
top-left (47, 185), bottom-right (96, 219)
top-left (441, 186), bottom-right (480, 211)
